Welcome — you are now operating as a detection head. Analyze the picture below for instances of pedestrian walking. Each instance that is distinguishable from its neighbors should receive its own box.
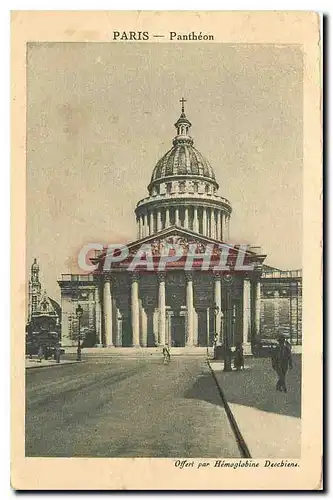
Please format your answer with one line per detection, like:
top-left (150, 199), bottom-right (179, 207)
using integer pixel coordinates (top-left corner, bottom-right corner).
top-left (212, 333), bottom-right (218, 359)
top-left (55, 344), bottom-right (61, 363)
top-left (162, 343), bottom-right (171, 364)
top-left (271, 334), bottom-right (293, 392)
top-left (37, 345), bottom-right (43, 363)
top-left (233, 342), bottom-right (244, 371)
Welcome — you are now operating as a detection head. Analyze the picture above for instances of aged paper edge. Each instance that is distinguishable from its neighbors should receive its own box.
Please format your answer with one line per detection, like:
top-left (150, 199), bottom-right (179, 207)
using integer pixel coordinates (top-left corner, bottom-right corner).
top-left (11, 10), bottom-right (323, 491)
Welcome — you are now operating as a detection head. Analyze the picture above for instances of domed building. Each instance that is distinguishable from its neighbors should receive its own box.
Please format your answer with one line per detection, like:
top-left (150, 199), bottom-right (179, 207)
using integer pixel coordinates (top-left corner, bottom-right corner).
top-left (26, 259), bottom-right (61, 353)
top-left (58, 101), bottom-right (302, 352)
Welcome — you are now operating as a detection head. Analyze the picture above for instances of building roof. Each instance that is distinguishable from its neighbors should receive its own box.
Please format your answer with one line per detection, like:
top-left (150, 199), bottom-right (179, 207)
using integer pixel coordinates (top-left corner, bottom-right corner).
top-left (151, 144), bottom-right (216, 183)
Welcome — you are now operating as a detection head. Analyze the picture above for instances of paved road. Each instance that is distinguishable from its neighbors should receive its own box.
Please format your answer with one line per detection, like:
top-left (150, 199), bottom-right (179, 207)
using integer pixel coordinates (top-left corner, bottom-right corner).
top-left (26, 358), bottom-right (241, 458)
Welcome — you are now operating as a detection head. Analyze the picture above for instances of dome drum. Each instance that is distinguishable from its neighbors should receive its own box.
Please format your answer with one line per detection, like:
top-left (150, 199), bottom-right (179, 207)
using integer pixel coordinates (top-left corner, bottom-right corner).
top-left (148, 175), bottom-right (218, 197)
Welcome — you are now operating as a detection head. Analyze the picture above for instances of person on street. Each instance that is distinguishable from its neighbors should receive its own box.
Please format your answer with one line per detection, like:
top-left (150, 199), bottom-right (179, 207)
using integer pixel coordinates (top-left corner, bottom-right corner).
top-left (213, 333), bottom-right (218, 359)
top-left (234, 342), bottom-right (244, 371)
top-left (55, 344), bottom-right (61, 363)
top-left (162, 343), bottom-right (171, 364)
top-left (271, 334), bottom-right (293, 392)
top-left (37, 345), bottom-right (43, 363)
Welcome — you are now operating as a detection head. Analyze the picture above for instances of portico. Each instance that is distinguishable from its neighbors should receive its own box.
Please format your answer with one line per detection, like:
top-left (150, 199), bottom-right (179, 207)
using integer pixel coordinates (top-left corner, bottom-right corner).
top-left (94, 228), bottom-right (265, 349)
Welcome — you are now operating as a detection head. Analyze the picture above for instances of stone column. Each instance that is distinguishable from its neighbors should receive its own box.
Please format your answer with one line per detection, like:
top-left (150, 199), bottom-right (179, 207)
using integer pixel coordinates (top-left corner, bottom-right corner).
top-left (210, 209), bottom-right (215, 239)
top-left (144, 213), bottom-right (148, 238)
top-left (116, 308), bottom-right (122, 346)
top-left (254, 281), bottom-right (261, 338)
top-left (103, 277), bottom-right (113, 346)
top-left (217, 211), bottom-right (222, 241)
top-left (202, 208), bottom-right (207, 237)
top-left (226, 215), bottom-right (230, 241)
top-left (149, 211), bottom-right (154, 236)
top-left (153, 309), bottom-right (159, 346)
top-left (184, 207), bottom-right (189, 229)
top-left (131, 274), bottom-right (140, 347)
top-left (214, 274), bottom-right (222, 343)
top-left (193, 309), bottom-right (198, 346)
top-left (139, 216), bottom-right (143, 239)
top-left (140, 299), bottom-right (148, 347)
top-left (157, 209), bottom-right (162, 232)
top-left (175, 208), bottom-right (180, 226)
top-left (186, 272), bottom-right (194, 346)
top-left (193, 207), bottom-right (199, 233)
top-left (158, 273), bottom-right (166, 345)
top-left (142, 215), bottom-right (145, 238)
top-left (95, 282), bottom-right (102, 345)
top-left (243, 278), bottom-right (251, 343)
top-left (221, 213), bottom-right (224, 241)
top-left (165, 207), bottom-right (170, 228)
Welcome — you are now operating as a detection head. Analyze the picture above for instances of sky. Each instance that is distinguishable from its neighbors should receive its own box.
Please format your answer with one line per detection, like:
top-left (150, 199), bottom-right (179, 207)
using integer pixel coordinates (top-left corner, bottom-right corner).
top-left (27, 42), bottom-right (303, 302)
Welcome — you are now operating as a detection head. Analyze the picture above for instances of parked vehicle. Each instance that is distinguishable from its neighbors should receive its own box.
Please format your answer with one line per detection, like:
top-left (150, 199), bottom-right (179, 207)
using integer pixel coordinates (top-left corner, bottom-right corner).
top-left (26, 342), bottom-right (65, 357)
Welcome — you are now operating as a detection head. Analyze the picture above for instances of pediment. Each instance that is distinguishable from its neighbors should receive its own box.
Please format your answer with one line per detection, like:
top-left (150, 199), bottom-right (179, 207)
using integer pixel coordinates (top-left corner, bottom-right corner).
top-left (94, 225), bottom-right (266, 273)
top-left (126, 226), bottom-right (263, 259)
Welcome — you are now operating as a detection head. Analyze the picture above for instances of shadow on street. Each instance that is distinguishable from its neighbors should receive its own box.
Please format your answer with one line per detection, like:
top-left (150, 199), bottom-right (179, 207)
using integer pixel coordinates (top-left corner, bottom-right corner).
top-left (186, 356), bottom-right (301, 419)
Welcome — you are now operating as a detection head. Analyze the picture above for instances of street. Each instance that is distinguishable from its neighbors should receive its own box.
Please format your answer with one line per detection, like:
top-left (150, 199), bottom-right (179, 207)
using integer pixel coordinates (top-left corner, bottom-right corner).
top-left (26, 357), bottom-right (241, 458)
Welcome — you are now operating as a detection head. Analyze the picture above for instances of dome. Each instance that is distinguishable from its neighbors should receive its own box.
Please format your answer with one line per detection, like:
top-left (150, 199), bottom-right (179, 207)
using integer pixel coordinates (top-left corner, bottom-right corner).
top-left (149, 102), bottom-right (217, 187)
top-left (150, 143), bottom-right (216, 183)
top-left (135, 99), bottom-right (232, 242)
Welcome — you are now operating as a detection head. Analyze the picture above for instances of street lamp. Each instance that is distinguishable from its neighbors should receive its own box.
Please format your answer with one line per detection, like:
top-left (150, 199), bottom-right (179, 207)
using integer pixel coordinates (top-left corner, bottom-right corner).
top-left (223, 274), bottom-right (233, 372)
top-left (76, 304), bottom-right (83, 361)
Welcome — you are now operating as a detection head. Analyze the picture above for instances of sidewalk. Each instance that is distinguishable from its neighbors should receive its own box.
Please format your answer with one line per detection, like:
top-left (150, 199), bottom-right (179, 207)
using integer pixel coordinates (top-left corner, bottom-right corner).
top-left (25, 357), bottom-right (80, 369)
top-left (209, 355), bottom-right (301, 458)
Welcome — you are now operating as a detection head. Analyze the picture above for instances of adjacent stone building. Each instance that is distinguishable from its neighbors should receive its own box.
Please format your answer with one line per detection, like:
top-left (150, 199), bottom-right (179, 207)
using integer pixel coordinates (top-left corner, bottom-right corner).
top-left (26, 259), bottom-right (61, 349)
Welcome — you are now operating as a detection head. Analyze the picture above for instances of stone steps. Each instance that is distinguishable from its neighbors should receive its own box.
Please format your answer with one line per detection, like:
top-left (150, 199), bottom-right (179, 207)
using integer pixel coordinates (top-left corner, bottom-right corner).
top-left (64, 347), bottom-right (210, 357)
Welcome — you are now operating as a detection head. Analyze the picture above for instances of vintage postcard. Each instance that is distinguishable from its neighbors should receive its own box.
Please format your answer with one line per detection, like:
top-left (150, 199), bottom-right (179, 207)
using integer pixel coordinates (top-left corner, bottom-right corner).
top-left (11, 11), bottom-right (322, 490)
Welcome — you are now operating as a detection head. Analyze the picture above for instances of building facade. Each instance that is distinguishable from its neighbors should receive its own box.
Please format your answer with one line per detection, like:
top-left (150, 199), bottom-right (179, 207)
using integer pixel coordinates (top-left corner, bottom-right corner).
top-left (26, 259), bottom-right (61, 350)
top-left (58, 102), bottom-right (302, 349)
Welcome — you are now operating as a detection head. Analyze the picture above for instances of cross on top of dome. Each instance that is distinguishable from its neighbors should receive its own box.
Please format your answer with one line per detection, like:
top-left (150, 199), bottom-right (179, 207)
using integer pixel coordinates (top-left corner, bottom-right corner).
top-left (180, 97), bottom-right (186, 113)
top-left (174, 97), bottom-right (192, 144)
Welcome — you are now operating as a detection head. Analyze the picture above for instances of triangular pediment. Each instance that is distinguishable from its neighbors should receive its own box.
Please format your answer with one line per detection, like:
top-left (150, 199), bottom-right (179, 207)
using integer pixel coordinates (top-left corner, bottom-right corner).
top-left (127, 225), bottom-right (225, 250)
top-left (125, 225), bottom-right (264, 259)
top-left (32, 292), bottom-right (58, 318)
top-left (93, 225), bottom-right (266, 273)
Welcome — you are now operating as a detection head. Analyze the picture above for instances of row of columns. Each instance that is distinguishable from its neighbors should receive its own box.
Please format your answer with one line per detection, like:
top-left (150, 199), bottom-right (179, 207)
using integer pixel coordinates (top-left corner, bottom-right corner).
top-left (137, 206), bottom-right (230, 241)
top-left (97, 274), bottom-right (261, 347)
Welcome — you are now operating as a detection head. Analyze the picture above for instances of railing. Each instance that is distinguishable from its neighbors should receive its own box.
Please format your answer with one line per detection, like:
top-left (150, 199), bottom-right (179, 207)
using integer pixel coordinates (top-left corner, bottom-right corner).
top-left (261, 269), bottom-right (302, 279)
top-left (136, 191), bottom-right (232, 208)
top-left (60, 274), bottom-right (94, 282)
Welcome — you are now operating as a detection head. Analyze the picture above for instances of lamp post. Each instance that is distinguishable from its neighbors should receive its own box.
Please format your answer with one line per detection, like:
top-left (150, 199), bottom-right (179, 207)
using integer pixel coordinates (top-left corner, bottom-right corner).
top-left (223, 274), bottom-right (233, 372)
top-left (213, 305), bottom-right (219, 337)
top-left (207, 305), bottom-right (219, 359)
top-left (76, 304), bottom-right (83, 362)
